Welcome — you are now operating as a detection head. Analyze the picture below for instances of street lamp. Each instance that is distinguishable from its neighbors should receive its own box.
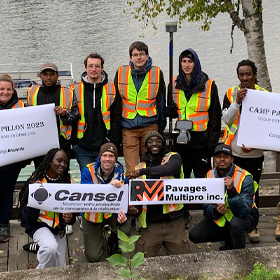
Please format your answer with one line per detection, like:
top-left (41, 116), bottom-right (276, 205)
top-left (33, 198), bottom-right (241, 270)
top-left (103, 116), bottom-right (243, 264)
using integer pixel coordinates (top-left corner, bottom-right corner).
top-left (165, 20), bottom-right (178, 150)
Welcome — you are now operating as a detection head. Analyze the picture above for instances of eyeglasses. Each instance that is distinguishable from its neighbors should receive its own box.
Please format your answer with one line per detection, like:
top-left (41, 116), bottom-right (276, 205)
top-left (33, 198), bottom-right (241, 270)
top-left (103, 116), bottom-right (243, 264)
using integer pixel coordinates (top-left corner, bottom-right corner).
top-left (87, 64), bottom-right (102, 69)
top-left (147, 139), bottom-right (162, 145)
top-left (131, 52), bottom-right (147, 58)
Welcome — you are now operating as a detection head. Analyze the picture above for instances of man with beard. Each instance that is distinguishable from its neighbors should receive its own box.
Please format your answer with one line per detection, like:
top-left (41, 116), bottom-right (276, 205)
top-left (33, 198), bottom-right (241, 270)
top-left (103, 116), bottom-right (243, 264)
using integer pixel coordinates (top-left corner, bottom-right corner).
top-left (71, 53), bottom-right (121, 171)
top-left (129, 131), bottom-right (190, 257)
top-left (27, 62), bottom-right (79, 170)
top-left (189, 144), bottom-right (259, 250)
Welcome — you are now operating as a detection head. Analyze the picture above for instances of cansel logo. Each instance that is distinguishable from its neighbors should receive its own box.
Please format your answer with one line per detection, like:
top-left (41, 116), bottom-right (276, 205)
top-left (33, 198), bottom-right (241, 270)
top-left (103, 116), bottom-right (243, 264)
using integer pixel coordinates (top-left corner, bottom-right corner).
top-left (130, 180), bottom-right (164, 201)
top-left (31, 185), bottom-right (51, 205)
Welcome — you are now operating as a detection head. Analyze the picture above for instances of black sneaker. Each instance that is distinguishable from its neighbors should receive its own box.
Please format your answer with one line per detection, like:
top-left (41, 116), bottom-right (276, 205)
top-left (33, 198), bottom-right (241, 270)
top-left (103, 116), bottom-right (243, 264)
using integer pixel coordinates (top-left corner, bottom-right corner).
top-left (0, 224), bottom-right (9, 243)
top-left (23, 242), bottom-right (40, 253)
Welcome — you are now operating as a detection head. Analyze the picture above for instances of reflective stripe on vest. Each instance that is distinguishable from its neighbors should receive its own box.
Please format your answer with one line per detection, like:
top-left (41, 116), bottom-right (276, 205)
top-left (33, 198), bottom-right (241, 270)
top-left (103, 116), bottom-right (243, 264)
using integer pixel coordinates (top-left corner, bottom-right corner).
top-left (206, 166), bottom-right (258, 227)
top-left (27, 85), bottom-right (73, 140)
top-left (12, 100), bottom-right (25, 109)
top-left (72, 81), bottom-right (115, 138)
top-left (117, 65), bottom-right (160, 119)
top-left (82, 163), bottom-right (113, 223)
top-left (222, 85), bottom-right (267, 145)
top-left (37, 178), bottom-right (60, 228)
top-left (136, 152), bottom-right (184, 228)
top-left (172, 78), bottom-right (212, 131)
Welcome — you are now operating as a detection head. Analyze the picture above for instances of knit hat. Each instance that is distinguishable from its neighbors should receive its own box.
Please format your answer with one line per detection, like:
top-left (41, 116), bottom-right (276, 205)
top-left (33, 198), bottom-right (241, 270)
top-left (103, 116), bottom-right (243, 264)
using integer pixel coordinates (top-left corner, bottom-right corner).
top-left (99, 142), bottom-right (118, 159)
top-left (144, 131), bottom-right (164, 147)
top-left (180, 50), bottom-right (194, 62)
top-left (39, 62), bottom-right (58, 74)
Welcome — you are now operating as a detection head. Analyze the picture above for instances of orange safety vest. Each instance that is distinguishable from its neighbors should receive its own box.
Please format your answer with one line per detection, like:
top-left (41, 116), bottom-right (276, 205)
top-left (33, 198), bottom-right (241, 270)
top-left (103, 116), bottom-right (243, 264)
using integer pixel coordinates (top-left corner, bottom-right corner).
top-left (172, 77), bottom-right (212, 131)
top-left (222, 85), bottom-right (267, 145)
top-left (207, 166), bottom-right (258, 227)
top-left (117, 65), bottom-right (160, 119)
top-left (12, 100), bottom-right (25, 109)
top-left (27, 85), bottom-right (74, 140)
top-left (71, 81), bottom-right (115, 138)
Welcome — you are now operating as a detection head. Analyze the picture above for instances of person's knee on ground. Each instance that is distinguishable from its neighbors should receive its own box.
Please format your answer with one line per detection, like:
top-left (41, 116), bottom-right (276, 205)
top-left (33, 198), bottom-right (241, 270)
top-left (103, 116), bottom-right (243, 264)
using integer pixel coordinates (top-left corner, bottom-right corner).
top-left (228, 217), bottom-right (246, 249)
top-left (85, 247), bottom-right (103, 263)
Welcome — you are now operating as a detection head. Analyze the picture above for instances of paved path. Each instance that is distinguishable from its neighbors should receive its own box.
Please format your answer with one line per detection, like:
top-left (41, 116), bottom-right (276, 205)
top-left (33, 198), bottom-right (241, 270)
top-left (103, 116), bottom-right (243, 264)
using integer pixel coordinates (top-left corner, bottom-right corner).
top-left (1, 207), bottom-right (279, 272)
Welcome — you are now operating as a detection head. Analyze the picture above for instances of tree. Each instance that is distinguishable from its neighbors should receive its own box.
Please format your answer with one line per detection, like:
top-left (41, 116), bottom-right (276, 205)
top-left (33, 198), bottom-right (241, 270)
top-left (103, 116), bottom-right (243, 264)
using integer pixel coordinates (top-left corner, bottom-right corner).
top-left (126, 0), bottom-right (272, 91)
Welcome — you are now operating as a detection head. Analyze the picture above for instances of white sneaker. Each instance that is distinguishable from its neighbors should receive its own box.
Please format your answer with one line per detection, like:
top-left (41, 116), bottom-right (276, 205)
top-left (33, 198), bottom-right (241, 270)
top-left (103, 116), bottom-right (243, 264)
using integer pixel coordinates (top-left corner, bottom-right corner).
top-left (66, 225), bottom-right (73, 235)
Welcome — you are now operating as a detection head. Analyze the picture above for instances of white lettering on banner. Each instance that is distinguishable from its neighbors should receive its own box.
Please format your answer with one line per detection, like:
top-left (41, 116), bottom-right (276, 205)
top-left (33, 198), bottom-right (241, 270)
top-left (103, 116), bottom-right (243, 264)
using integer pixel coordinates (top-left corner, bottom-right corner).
top-left (0, 104), bottom-right (59, 167)
top-left (129, 178), bottom-right (225, 205)
top-left (237, 89), bottom-right (280, 152)
top-left (27, 183), bottom-right (129, 214)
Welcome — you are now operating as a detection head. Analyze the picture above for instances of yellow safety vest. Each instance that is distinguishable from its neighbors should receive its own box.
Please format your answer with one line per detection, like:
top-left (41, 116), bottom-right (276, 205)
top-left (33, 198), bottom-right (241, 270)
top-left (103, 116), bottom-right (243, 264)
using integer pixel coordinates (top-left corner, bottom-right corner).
top-left (27, 85), bottom-right (73, 140)
top-left (206, 165), bottom-right (258, 227)
top-left (82, 163), bottom-right (121, 223)
top-left (71, 81), bottom-right (115, 139)
top-left (12, 100), bottom-right (25, 109)
top-left (222, 85), bottom-right (267, 145)
top-left (136, 152), bottom-right (184, 228)
top-left (117, 65), bottom-right (160, 119)
top-left (37, 178), bottom-right (60, 228)
top-left (172, 77), bottom-right (212, 131)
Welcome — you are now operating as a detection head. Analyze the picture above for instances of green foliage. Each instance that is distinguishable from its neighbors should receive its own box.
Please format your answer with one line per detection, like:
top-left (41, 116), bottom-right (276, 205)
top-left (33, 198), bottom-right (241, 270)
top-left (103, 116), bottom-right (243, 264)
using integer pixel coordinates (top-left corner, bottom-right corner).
top-left (106, 230), bottom-right (148, 280)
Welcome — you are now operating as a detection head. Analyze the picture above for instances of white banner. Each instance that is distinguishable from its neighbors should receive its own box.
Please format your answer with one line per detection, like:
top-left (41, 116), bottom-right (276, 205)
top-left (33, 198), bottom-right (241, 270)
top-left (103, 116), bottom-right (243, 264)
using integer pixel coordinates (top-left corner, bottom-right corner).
top-left (237, 89), bottom-right (280, 152)
top-left (0, 104), bottom-right (59, 167)
top-left (129, 178), bottom-right (225, 205)
top-left (27, 183), bottom-right (129, 213)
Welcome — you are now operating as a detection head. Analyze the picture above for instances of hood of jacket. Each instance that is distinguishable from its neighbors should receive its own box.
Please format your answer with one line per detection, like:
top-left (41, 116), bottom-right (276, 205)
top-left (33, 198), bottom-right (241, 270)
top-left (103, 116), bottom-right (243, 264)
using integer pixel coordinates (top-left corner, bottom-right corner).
top-left (0, 89), bottom-right (20, 109)
top-left (81, 70), bottom-right (108, 89)
top-left (129, 56), bottom-right (153, 76)
top-left (178, 48), bottom-right (203, 94)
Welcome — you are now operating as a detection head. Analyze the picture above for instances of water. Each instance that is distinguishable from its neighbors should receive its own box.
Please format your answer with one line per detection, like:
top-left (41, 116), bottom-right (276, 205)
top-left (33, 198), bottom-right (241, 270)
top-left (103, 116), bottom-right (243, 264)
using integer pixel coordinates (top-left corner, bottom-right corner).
top-left (0, 0), bottom-right (279, 101)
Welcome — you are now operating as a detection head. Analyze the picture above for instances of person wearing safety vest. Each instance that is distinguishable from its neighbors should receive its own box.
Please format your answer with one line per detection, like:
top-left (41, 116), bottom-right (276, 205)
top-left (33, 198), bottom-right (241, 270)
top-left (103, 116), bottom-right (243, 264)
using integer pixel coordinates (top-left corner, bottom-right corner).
top-left (189, 144), bottom-right (259, 251)
top-left (80, 143), bottom-right (129, 262)
top-left (27, 62), bottom-right (79, 173)
top-left (222, 59), bottom-right (268, 243)
top-left (19, 148), bottom-right (76, 268)
top-left (0, 74), bottom-right (30, 243)
top-left (71, 53), bottom-right (121, 172)
top-left (167, 48), bottom-right (221, 228)
top-left (129, 131), bottom-right (190, 257)
top-left (114, 41), bottom-right (166, 177)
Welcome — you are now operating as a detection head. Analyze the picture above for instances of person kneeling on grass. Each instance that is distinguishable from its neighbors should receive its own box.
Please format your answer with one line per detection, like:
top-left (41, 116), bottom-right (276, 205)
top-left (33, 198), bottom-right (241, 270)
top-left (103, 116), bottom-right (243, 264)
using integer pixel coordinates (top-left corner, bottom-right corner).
top-left (18, 148), bottom-right (76, 268)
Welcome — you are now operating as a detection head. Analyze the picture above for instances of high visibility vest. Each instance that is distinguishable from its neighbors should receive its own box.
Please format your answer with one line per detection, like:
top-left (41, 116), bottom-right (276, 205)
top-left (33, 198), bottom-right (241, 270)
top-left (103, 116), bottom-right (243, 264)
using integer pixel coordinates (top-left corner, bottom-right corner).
top-left (117, 65), bottom-right (160, 119)
top-left (27, 85), bottom-right (73, 140)
top-left (71, 81), bottom-right (115, 139)
top-left (12, 100), bottom-right (25, 109)
top-left (37, 178), bottom-right (60, 228)
top-left (206, 165), bottom-right (258, 227)
top-left (222, 85), bottom-right (267, 145)
top-left (82, 163), bottom-right (120, 223)
top-left (172, 77), bottom-right (212, 131)
top-left (136, 152), bottom-right (184, 228)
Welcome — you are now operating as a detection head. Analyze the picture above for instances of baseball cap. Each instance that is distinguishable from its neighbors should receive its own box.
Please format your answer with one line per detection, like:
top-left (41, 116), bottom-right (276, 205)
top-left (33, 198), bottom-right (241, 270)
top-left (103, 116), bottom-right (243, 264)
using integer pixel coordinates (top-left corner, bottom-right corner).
top-left (214, 144), bottom-right (233, 156)
top-left (39, 62), bottom-right (58, 74)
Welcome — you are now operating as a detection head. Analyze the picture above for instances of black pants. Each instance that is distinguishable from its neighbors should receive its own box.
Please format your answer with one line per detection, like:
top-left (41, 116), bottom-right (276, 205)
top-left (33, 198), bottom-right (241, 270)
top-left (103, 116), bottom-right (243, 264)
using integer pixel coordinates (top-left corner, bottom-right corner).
top-left (189, 215), bottom-right (258, 249)
top-left (233, 155), bottom-right (264, 207)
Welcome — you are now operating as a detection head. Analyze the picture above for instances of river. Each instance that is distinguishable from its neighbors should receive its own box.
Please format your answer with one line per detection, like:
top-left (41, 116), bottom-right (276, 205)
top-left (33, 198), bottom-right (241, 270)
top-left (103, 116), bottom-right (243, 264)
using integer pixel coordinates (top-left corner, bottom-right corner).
top-left (0, 0), bottom-right (279, 100)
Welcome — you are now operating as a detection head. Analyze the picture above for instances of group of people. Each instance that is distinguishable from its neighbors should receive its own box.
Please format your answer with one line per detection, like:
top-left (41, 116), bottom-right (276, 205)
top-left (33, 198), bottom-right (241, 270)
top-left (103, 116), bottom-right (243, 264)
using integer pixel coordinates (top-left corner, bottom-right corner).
top-left (0, 40), bottom-right (276, 269)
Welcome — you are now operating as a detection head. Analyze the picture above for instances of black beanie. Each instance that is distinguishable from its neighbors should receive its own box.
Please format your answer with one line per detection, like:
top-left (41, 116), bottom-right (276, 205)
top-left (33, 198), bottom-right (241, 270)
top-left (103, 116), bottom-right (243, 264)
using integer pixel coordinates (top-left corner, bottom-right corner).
top-left (181, 50), bottom-right (194, 62)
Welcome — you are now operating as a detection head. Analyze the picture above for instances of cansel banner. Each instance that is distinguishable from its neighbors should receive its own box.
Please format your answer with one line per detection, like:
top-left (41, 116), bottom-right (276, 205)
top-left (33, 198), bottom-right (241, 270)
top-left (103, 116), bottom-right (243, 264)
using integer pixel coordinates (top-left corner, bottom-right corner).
top-left (237, 89), bottom-right (280, 152)
top-left (129, 178), bottom-right (225, 205)
top-left (28, 183), bottom-right (129, 213)
top-left (0, 104), bottom-right (59, 167)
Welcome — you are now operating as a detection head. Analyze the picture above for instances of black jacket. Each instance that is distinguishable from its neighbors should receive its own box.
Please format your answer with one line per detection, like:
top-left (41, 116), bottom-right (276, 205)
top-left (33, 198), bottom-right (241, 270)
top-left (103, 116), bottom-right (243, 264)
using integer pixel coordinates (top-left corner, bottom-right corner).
top-left (73, 71), bottom-right (122, 151)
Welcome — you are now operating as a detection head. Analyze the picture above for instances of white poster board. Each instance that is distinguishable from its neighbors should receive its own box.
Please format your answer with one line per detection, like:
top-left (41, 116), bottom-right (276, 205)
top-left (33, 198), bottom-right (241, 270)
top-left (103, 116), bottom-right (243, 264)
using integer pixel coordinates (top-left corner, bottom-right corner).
top-left (28, 183), bottom-right (129, 213)
top-left (237, 89), bottom-right (280, 151)
top-left (129, 178), bottom-right (224, 205)
top-left (0, 104), bottom-right (59, 166)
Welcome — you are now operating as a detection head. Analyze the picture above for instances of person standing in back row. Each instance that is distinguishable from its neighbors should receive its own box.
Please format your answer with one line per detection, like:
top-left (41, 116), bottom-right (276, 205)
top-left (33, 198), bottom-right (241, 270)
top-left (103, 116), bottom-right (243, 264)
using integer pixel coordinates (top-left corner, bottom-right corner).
top-left (71, 53), bottom-right (122, 171)
top-left (222, 59), bottom-right (268, 243)
top-left (114, 41), bottom-right (166, 176)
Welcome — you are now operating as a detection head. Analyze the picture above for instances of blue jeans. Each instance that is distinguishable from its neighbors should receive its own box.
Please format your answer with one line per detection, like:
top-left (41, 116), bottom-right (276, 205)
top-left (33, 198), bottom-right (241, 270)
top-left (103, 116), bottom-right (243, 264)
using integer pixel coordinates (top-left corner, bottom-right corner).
top-left (189, 215), bottom-right (258, 249)
top-left (73, 145), bottom-right (99, 171)
top-left (0, 166), bottom-right (22, 224)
